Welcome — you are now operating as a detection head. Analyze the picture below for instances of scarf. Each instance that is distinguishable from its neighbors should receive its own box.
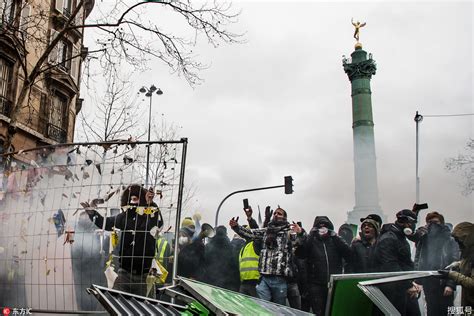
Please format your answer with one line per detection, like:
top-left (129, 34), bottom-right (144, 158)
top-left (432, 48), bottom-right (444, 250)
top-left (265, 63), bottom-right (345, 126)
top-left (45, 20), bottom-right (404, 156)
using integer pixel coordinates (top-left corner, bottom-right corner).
top-left (265, 219), bottom-right (289, 249)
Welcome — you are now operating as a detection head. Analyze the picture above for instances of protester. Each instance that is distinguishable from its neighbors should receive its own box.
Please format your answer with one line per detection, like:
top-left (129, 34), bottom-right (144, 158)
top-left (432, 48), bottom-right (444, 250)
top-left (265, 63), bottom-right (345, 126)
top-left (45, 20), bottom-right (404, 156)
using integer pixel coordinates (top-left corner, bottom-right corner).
top-left (438, 221), bottom-right (474, 308)
top-left (176, 226), bottom-right (205, 281)
top-left (373, 209), bottom-right (420, 315)
top-left (81, 184), bottom-right (163, 297)
top-left (204, 226), bottom-right (240, 291)
top-left (348, 215), bottom-right (380, 273)
top-left (238, 239), bottom-right (261, 297)
top-left (414, 211), bottom-right (459, 316)
top-left (230, 207), bottom-right (301, 305)
top-left (294, 216), bottom-right (352, 315)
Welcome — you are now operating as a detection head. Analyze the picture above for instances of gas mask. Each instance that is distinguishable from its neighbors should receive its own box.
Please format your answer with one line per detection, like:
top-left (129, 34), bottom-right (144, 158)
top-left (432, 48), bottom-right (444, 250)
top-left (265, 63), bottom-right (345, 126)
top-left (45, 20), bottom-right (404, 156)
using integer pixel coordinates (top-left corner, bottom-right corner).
top-left (178, 236), bottom-right (189, 245)
top-left (403, 227), bottom-right (413, 236)
top-left (403, 222), bottom-right (416, 236)
top-left (318, 227), bottom-right (329, 236)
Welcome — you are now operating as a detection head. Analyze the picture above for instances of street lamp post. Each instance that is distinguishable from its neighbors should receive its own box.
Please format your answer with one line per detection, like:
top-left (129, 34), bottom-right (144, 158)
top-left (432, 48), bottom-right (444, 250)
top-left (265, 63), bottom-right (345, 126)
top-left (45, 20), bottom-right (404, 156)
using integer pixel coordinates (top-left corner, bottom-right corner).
top-left (414, 111), bottom-right (423, 203)
top-left (139, 84), bottom-right (163, 187)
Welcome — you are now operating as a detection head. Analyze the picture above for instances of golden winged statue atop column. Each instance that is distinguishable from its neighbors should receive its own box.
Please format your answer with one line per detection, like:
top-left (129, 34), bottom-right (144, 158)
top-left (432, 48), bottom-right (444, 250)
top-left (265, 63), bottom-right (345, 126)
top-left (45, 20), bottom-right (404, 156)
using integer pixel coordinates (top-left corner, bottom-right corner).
top-left (351, 18), bottom-right (366, 46)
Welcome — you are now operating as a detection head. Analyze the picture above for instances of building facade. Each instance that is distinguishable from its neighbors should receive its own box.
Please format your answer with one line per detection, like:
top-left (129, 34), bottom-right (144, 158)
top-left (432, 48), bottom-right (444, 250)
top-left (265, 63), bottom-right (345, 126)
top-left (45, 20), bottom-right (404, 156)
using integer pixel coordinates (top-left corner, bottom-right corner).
top-left (0, 0), bottom-right (94, 157)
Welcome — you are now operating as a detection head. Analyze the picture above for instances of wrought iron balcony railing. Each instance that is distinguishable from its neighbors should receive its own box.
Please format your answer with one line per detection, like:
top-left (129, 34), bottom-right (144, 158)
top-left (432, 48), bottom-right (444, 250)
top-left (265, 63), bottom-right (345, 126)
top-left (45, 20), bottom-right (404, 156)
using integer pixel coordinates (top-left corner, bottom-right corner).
top-left (47, 123), bottom-right (67, 143)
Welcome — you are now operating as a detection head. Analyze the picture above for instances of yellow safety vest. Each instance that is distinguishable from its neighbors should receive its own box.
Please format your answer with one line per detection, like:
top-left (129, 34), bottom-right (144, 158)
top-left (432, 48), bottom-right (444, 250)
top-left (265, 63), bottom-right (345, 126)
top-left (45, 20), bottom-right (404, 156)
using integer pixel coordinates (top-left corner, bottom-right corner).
top-left (155, 237), bottom-right (168, 265)
top-left (239, 241), bottom-right (260, 281)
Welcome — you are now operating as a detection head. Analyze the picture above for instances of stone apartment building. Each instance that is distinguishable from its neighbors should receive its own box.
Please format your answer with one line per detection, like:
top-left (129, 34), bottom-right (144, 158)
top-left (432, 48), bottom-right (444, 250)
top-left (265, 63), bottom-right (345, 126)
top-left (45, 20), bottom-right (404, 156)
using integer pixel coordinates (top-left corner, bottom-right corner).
top-left (0, 0), bottom-right (94, 157)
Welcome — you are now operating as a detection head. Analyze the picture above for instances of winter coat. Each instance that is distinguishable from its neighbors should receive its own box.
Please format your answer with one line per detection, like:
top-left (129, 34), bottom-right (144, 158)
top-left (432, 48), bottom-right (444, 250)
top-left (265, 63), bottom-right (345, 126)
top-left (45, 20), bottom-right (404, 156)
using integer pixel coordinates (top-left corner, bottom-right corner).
top-left (88, 207), bottom-right (163, 274)
top-left (232, 223), bottom-right (298, 277)
top-left (373, 223), bottom-right (414, 273)
top-left (295, 229), bottom-right (352, 285)
top-left (447, 222), bottom-right (474, 306)
top-left (177, 239), bottom-right (206, 281)
top-left (348, 237), bottom-right (377, 273)
top-left (204, 231), bottom-right (240, 291)
top-left (414, 223), bottom-right (459, 289)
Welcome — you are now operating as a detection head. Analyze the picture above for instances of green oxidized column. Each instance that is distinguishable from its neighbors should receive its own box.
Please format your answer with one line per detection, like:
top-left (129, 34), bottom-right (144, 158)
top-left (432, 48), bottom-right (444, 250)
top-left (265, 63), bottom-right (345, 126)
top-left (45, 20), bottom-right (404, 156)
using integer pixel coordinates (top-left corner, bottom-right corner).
top-left (343, 46), bottom-right (383, 224)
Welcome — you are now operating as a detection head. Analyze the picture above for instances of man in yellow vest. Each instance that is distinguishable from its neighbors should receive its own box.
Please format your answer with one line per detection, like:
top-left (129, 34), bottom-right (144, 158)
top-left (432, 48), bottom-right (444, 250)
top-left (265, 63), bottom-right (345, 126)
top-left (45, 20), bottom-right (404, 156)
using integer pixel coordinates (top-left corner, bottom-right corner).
top-left (155, 233), bottom-right (171, 285)
top-left (239, 239), bottom-right (261, 297)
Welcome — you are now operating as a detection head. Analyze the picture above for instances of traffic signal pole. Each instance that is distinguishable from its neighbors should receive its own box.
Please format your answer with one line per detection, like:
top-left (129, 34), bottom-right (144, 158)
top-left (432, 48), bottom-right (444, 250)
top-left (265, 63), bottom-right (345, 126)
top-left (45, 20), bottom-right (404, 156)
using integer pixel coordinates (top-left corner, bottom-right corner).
top-left (214, 176), bottom-right (293, 227)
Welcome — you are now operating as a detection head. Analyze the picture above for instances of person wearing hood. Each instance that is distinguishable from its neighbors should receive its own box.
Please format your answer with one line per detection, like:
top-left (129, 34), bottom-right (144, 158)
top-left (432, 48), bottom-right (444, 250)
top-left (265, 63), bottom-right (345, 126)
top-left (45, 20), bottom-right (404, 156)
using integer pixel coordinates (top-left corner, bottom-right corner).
top-left (438, 221), bottom-right (474, 308)
top-left (204, 226), bottom-right (240, 291)
top-left (230, 207), bottom-right (301, 305)
top-left (81, 184), bottom-right (163, 297)
top-left (348, 215), bottom-right (381, 273)
top-left (373, 209), bottom-right (420, 315)
top-left (294, 216), bottom-right (352, 315)
top-left (177, 225), bottom-right (206, 281)
top-left (413, 211), bottom-right (459, 316)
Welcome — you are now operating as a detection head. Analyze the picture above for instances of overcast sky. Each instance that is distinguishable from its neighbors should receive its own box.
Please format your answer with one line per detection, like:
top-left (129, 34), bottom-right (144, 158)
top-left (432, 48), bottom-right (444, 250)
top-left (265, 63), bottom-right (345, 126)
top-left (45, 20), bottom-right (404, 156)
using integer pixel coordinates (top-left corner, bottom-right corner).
top-left (79, 1), bottom-right (473, 232)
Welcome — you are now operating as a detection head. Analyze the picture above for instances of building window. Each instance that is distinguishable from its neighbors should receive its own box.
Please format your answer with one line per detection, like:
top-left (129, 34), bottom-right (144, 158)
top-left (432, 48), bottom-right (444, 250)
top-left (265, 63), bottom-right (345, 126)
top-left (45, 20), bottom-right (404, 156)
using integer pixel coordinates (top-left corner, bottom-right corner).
top-left (49, 30), bottom-right (72, 73)
top-left (0, 0), bottom-right (15, 25)
top-left (0, 58), bottom-right (12, 116)
top-left (63, 0), bottom-right (72, 18)
top-left (58, 39), bottom-right (71, 72)
top-left (55, 0), bottom-right (74, 18)
top-left (47, 92), bottom-right (68, 142)
top-left (51, 92), bottom-right (67, 128)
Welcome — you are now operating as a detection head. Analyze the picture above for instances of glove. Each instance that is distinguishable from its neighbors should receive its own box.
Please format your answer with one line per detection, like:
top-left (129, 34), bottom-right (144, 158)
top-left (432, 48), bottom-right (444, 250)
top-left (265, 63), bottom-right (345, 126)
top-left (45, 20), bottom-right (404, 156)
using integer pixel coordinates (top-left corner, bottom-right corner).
top-left (265, 206), bottom-right (273, 219)
top-left (437, 269), bottom-right (450, 278)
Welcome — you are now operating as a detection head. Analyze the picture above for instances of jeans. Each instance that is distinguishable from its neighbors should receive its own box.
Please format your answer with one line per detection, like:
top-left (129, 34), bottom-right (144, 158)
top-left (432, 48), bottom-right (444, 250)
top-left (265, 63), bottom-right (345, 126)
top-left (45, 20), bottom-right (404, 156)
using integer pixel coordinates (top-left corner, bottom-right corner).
top-left (256, 275), bottom-right (287, 305)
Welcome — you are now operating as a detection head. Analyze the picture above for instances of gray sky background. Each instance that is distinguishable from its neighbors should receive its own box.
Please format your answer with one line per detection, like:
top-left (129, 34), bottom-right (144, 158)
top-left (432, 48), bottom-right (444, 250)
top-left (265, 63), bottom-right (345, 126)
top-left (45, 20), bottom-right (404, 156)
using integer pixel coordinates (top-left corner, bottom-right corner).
top-left (78, 1), bottom-right (473, 232)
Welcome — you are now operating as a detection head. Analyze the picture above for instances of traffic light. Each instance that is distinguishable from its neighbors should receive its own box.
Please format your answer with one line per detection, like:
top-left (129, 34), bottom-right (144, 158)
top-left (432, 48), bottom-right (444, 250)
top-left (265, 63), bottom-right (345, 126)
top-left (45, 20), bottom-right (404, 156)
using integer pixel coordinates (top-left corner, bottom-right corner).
top-left (284, 176), bottom-right (293, 194)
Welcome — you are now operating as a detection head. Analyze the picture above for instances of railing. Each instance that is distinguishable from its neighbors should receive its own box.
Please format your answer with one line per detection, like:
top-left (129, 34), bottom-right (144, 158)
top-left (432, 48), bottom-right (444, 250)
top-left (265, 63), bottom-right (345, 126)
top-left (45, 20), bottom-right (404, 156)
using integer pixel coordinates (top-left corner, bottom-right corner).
top-left (63, 7), bottom-right (72, 19)
top-left (47, 122), bottom-right (67, 143)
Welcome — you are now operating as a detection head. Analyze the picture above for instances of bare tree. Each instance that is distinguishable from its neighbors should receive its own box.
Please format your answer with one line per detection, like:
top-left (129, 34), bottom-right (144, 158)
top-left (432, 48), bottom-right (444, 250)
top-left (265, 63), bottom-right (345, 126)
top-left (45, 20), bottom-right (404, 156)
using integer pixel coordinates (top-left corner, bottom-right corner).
top-left (445, 138), bottom-right (474, 195)
top-left (1, 0), bottom-right (242, 155)
top-left (79, 71), bottom-right (141, 142)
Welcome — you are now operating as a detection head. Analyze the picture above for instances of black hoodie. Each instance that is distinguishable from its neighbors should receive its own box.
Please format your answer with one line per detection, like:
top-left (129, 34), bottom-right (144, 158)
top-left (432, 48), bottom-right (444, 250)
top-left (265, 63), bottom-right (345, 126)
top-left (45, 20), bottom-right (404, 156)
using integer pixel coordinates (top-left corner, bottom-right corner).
top-left (295, 216), bottom-right (351, 285)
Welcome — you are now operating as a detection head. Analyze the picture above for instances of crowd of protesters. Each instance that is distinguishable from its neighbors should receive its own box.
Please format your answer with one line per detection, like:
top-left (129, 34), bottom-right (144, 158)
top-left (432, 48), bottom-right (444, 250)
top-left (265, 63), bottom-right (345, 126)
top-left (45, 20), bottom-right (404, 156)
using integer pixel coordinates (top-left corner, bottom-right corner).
top-left (81, 185), bottom-right (473, 315)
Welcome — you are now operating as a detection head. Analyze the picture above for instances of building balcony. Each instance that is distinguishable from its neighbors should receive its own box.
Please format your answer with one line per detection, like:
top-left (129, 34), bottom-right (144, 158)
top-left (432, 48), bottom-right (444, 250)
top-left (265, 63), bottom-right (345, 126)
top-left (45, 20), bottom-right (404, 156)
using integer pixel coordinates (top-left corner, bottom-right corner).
top-left (46, 123), bottom-right (67, 143)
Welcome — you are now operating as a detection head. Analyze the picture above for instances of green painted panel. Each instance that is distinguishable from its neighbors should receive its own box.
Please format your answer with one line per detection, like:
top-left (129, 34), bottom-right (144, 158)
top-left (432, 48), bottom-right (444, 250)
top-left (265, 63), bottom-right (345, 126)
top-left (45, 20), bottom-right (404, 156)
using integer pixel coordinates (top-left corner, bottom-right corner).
top-left (329, 277), bottom-right (374, 316)
top-left (180, 278), bottom-right (313, 316)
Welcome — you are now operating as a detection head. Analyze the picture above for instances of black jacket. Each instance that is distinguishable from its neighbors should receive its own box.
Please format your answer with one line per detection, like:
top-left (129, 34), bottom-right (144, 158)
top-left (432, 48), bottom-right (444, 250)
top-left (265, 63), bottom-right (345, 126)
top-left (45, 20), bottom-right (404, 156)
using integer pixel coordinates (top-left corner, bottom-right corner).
top-left (177, 239), bottom-right (206, 280)
top-left (88, 207), bottom-right (163, 274)
top-left (348, 237), bottom-right (377, 273)
top-left (373, 224), bottom-right (414, 273)
top-left (414, 223), bottom-right (459, 289)
top-left (295, 230), bottom-right (352, 285)
top-left (204, 232), bottom-right (240, 291)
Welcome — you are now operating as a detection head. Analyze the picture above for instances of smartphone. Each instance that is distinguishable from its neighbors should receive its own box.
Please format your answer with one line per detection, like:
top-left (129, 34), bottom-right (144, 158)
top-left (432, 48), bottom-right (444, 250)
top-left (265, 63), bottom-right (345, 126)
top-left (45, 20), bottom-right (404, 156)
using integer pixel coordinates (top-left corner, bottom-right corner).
top-left (414, 203), bottom-right (428, 211)
top-left (243, 198), bottom-right (249, 210)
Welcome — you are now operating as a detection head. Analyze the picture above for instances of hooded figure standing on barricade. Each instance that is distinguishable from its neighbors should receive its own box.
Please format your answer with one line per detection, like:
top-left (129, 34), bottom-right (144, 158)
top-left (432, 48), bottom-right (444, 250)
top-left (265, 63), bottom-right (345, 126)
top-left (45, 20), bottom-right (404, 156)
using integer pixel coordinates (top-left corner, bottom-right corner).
top-left (81, 184), bottom-right (163, 297)
top-left (438, 221), bottom-right (474, 308)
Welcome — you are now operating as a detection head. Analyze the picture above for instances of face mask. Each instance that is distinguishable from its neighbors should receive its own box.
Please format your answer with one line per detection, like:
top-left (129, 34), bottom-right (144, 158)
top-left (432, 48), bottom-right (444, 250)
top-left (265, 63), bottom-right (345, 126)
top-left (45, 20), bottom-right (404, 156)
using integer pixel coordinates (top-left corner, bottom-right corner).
top-left (428, 222), bottom-right (442, 233)
top-left (318, 227), bottom-right (329, 236)
top-left (178, 237), bottom-right (189, 245)
top-left (403, 227), bottom-right (413, 236)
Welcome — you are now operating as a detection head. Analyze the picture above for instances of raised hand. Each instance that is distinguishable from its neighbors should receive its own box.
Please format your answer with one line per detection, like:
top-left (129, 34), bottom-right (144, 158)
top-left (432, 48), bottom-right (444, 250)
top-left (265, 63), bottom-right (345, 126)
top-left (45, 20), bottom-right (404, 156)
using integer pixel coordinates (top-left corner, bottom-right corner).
top-left (229, 216), bottom-right (239, 227)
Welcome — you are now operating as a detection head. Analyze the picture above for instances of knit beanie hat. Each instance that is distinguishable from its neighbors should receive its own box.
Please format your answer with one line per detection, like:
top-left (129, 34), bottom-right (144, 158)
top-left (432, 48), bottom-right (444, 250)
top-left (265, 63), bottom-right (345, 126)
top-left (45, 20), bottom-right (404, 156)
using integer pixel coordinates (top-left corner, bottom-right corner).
top-left (181, 217), bottom-right (195, 229)
top-left (361, 218), bottom-right (381, 235)
top-left (425, 211), bottom-right (445, 225)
